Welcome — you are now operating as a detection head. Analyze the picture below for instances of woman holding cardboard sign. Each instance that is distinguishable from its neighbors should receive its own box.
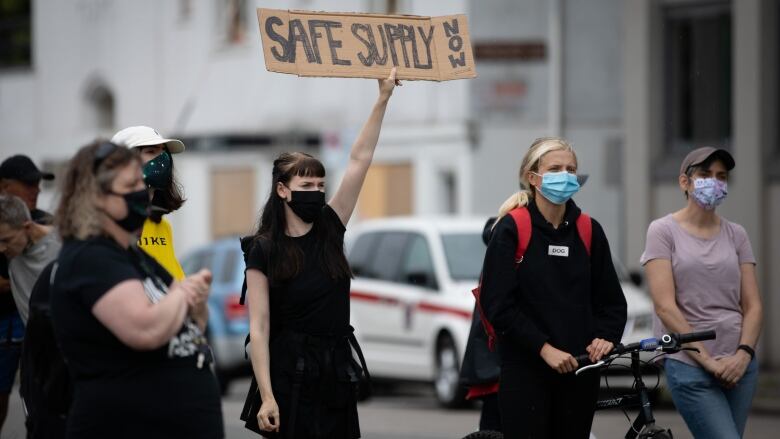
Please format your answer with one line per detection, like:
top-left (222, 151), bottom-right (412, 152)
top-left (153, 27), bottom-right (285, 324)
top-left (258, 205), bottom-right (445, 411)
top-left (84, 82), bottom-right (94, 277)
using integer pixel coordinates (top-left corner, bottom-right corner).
top-left (241, 69), bottom-right (399, 438)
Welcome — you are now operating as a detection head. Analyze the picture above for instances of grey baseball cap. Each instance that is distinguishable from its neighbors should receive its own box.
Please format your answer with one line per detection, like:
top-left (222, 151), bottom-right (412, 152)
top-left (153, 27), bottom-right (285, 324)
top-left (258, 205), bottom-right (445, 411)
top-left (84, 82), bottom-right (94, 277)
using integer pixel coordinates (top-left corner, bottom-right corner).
top-left (680, 147), bottom-right (735, 175)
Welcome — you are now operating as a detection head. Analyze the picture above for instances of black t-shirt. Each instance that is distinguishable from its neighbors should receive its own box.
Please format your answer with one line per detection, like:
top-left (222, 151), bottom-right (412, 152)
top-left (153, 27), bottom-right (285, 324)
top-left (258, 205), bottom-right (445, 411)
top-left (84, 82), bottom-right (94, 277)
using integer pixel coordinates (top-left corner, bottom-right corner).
top-left (246, 205), bottom-right (350, 336)
top-left (50, 237), bottom-right (223, 438)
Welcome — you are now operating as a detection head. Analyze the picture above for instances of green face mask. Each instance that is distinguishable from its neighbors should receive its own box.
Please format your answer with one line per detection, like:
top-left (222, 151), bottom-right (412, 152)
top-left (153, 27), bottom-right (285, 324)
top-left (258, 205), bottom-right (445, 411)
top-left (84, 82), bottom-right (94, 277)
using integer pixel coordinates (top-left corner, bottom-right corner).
top-left (142, 150), bottom-right (172, 189)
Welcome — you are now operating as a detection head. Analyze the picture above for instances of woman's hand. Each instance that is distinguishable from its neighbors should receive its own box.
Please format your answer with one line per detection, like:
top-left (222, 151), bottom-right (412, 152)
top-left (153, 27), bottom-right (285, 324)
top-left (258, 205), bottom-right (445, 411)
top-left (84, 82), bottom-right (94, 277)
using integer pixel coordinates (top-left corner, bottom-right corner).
top-left (378, 67), bottom-right (401, 99)
top-left (586, 338), bottom-right (614, 363)
top-left (715, 351), bottom-right (751, 388)
top-left (540, 343), bottom-right (578, 374)
top-left (258, 398), bottom-right (280, 432)
top-left (181, 269), bottom-right (212, 308)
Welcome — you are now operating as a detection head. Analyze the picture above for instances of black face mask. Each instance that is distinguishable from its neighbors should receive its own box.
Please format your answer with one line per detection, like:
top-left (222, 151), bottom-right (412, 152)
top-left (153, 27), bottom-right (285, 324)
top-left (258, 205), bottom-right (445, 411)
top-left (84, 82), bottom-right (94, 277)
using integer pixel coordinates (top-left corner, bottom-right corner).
top-left (108, 189), bottom-right (151, 232)
top-left (287, 190), bottom-right (325, 223)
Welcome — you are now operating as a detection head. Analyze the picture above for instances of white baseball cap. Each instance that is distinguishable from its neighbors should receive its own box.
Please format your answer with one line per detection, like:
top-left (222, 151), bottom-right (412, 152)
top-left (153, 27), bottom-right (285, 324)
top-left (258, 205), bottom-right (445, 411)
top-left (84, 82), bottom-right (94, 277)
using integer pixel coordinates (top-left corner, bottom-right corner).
top-left (111, 126), bottom-right (185, 154)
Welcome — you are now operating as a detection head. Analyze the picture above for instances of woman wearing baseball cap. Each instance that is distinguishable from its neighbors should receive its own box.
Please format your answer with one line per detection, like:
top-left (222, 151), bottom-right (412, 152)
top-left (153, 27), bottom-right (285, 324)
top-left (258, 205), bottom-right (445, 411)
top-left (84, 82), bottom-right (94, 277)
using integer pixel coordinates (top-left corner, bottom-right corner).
top-left (111, 126), bottom-right (187, 280)
top-left (641, 147), bottom-right (762, 438)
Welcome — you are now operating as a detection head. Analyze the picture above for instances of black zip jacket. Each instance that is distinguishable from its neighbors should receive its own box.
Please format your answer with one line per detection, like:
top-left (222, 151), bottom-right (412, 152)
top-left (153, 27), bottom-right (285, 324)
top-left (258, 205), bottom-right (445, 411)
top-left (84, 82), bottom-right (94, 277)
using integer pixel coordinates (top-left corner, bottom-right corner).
top-left (480, 199), bottom-right (627, 363)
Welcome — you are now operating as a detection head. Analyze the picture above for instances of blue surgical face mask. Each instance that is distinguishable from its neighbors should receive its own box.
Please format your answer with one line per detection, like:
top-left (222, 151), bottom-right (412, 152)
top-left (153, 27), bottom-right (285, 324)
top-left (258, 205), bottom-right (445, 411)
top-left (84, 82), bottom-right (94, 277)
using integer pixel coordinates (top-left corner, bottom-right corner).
top-left (533, 171), bottom-right (580, 205)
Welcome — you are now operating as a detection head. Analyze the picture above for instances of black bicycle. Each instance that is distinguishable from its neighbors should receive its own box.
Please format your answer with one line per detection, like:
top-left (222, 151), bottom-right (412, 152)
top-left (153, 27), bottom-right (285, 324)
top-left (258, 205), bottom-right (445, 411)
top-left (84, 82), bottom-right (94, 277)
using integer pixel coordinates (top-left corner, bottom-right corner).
top-left (573, 330), bottom-right (716, 439)
top-left (458, 330), bottom-right (716, 439)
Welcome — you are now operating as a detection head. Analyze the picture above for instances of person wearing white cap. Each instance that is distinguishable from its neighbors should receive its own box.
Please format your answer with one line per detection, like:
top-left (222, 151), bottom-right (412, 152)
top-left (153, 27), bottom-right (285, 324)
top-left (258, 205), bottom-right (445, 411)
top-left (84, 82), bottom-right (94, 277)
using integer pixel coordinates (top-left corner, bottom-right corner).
top-left (111, 126), bottom-right (187, 281)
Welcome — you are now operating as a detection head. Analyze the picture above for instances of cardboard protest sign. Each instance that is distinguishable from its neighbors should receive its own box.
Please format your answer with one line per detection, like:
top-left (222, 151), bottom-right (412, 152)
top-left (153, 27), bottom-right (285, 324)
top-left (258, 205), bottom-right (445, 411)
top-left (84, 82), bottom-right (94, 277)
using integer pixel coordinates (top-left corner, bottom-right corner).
top-left (256, 9), bottom-right (477, 81)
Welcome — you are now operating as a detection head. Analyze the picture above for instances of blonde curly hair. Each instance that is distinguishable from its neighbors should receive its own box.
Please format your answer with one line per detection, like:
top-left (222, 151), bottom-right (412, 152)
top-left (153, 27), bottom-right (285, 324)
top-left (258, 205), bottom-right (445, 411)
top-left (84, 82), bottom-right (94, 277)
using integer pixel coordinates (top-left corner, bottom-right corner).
top-left (56, 141), bottom-right (140, 240)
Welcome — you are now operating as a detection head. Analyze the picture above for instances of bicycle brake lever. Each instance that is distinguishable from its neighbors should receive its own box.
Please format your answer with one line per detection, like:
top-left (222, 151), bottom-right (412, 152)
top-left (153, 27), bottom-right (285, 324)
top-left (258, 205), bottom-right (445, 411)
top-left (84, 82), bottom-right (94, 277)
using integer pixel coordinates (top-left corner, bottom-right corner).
top-left (575, 360), bottom-right (605, 376)
top-left (682, 347), bottom-right (700, 353)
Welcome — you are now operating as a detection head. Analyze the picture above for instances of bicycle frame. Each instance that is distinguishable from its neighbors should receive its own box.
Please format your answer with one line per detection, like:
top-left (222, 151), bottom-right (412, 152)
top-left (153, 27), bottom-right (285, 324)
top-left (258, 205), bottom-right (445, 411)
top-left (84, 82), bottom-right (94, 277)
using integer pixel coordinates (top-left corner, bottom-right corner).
top-left (593, 351), bottom-right (668, 439)
top-left (580, 330), bottom-right (716, 438)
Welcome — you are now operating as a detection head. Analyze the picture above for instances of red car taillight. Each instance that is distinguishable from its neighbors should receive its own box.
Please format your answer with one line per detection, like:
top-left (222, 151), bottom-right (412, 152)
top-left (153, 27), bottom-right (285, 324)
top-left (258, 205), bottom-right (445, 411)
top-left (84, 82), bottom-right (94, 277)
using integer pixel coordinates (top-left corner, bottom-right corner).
top-left (224, 294), bottom-right (248, 321)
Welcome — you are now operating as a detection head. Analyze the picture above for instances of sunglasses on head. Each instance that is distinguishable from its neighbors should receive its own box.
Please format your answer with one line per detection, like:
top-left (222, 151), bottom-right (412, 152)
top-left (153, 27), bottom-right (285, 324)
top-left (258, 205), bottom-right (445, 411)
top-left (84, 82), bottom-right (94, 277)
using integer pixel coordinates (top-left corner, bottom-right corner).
top-left (92, 142), bottom-right (120, 173)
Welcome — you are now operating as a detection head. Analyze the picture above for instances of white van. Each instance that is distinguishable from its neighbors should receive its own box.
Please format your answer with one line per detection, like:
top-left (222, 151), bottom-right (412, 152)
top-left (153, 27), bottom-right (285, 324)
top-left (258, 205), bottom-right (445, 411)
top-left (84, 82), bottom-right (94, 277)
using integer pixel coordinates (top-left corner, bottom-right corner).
top-left (346, 217), bottom-right (653, 407)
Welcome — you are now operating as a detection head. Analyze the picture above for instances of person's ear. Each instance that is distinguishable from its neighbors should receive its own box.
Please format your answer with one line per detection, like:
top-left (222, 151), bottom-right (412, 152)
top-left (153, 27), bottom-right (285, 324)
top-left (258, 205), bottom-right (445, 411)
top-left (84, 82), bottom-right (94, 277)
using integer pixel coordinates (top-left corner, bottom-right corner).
top-left (678, 174), bottom-right (690, 194)
top-left (527, 171), bottom-right (540, 189)
top-left (276, 182), bottom-right (289, 201)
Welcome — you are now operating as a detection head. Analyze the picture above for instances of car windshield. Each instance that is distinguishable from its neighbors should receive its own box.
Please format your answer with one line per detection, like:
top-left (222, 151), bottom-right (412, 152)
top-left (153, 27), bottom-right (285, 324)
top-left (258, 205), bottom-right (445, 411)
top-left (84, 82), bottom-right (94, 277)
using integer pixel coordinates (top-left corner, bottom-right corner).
top-left (441, 233), bottom-right (485, 281)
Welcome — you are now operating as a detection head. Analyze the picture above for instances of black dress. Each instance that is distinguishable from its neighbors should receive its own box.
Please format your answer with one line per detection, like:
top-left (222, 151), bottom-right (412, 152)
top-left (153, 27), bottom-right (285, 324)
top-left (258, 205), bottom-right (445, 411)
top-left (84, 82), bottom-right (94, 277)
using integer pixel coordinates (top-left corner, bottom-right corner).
top-left (244, 205), bottom-right (363, 439)
top-left (50, 237), bottom-right (224, 439)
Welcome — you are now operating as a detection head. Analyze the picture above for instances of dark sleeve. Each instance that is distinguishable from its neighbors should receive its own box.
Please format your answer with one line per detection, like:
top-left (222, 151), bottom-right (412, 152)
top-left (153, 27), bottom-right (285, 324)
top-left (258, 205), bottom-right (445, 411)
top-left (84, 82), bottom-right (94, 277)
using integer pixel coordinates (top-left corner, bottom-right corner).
top-left (71, 244), bottom-right (141, 309)
top-left (323, 204), bottom-right (347, 234)
top-left (245, 238), bottom-right (269, 274)
top-left (480, 214), bottom-right (549, 354)
top-left (589, 219), bottom-right (628, 344)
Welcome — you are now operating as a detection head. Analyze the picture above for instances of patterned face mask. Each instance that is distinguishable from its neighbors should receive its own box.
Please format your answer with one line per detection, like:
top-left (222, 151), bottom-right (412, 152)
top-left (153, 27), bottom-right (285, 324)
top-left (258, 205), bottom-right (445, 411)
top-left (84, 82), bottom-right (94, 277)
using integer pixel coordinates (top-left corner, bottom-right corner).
top-left (142, 150), bottom-right (173, 189)
top-left (691, 177), bottom-right (728, 210)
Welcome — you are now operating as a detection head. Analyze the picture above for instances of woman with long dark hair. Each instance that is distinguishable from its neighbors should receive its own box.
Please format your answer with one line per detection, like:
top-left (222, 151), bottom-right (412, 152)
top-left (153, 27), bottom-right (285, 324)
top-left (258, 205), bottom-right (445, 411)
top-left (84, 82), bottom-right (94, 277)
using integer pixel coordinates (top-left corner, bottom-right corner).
top-left (242, 69), bottom-right (399, 438)
top-left (111, 126), bottom-right (187, 280)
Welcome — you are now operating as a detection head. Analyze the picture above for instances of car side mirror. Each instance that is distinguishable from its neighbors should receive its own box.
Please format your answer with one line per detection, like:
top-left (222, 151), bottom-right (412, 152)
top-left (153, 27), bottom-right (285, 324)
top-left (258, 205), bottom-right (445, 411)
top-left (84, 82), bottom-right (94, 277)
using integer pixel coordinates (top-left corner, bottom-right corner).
top-left (629, 270), bottom-right (643, 288)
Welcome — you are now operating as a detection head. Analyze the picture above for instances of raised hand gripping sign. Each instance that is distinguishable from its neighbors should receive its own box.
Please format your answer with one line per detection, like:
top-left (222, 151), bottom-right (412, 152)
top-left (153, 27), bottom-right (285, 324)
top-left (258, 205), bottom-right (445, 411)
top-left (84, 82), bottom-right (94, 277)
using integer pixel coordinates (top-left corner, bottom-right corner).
top-left (256, 8), bottom-right (477, 81)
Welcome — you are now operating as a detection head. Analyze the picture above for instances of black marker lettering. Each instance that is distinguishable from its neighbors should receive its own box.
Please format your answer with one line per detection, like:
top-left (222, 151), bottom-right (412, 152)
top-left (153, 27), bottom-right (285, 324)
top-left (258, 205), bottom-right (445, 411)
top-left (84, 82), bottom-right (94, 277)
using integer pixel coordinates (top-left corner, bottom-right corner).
top-left (414, 25), bottom-right (434, 69)
top-left (322, 21), bottom-right (350, 66)
top-left (443, 19), bottom-right (460, 38)
top-left (383, 23), bottom-right (402, 66)
top-left (307, 20), bottom-right (327, 64)
top-left (448, 52), bottom-right (466, 67)
top-left (449, 35), bottom-right (463, 52)
top-left (265, 16), bottom-right (290, 62)
top-left (352, 23), bottom-right (375, 66)
top-left (397, 24), bottom-right (414, 68)
top-left (288, 19), bottom-right (316, 64)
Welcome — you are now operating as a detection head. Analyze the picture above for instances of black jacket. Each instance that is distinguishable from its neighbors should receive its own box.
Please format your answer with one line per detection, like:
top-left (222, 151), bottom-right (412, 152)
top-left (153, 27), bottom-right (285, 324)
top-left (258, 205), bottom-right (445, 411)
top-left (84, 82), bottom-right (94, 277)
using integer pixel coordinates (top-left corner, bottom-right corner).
top-left (480, 200), bottom-right (627, 364)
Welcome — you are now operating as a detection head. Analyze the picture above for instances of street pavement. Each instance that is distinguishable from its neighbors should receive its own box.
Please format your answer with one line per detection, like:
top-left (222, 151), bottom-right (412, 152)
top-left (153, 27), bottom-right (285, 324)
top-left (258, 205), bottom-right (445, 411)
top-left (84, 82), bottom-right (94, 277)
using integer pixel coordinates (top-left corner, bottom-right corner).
top-left (2, 377), bottom-right (778, 438)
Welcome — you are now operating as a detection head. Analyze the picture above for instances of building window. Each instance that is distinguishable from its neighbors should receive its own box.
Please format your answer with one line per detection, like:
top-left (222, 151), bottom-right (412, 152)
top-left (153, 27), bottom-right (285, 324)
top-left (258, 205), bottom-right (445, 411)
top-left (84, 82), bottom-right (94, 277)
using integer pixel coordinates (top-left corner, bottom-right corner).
top-left (84, 82), bottom-right (115, 132)
top-left (663, 1), bottom-right (732, 155)
top-left (217, 0), bottom-right (248, 45)
top-left (0, 0), bottom-right (32, 69)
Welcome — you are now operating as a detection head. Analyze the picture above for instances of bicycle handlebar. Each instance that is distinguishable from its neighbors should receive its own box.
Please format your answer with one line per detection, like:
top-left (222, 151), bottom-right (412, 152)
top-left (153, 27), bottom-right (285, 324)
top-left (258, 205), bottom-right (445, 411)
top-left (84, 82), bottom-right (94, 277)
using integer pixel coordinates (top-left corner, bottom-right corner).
top-left (574, 330), bottom-right (716, 370)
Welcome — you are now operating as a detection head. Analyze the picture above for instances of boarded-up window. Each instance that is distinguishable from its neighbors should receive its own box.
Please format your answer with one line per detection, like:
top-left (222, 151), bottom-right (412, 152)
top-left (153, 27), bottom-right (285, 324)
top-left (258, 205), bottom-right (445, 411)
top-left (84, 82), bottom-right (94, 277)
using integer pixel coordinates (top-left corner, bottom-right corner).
top-left (357, 163), bottom-right (413, 219)
top-left (211, 168), bottom-right (255, 238)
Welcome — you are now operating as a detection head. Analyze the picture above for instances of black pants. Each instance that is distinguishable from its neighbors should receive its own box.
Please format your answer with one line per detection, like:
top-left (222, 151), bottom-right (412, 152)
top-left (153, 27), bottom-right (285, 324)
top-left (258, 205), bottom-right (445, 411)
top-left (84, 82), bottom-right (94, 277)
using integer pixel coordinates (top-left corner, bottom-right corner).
top-left (499, 358), bottom-right (599, 439)
top-left (479, 393), bottom-right (501, 432)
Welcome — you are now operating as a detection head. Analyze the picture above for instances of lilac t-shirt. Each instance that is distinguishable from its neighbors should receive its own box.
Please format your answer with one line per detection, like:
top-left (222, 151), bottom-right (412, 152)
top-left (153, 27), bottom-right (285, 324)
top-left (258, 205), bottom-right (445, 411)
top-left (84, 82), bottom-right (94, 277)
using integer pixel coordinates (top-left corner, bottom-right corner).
top-left (640, 214), bottom-right (756, 367)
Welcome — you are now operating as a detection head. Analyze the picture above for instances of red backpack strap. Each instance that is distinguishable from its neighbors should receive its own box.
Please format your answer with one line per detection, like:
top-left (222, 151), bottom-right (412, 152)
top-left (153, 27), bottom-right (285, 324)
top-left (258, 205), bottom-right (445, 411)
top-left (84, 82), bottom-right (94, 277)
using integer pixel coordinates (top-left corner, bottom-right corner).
top-left (576, 212), bottom-right (592, 256)
top-left (508, 207), bottom-right (532, 263)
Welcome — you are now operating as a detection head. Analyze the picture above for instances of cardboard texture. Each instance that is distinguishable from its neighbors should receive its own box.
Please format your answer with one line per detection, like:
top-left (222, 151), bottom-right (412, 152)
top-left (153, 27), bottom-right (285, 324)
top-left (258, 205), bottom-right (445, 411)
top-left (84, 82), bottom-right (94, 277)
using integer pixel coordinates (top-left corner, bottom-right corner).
top-left (256, 8), bottom-right (477, 81)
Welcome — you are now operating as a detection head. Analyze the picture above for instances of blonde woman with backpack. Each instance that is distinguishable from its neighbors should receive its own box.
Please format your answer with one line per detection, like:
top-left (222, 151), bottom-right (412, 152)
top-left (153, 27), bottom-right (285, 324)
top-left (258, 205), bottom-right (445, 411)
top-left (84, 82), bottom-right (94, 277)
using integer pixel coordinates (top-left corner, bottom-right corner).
top-left (478, 137), bottom-right (627, 438)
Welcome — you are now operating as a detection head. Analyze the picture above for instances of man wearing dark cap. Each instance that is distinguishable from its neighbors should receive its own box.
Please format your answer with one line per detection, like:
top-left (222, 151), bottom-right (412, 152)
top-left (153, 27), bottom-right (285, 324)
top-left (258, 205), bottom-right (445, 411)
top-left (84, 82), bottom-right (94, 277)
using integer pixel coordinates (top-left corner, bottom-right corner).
top-left (0, 155), bottom-right (55, 225)
top-left (0, 155), bottom-right (54, 433)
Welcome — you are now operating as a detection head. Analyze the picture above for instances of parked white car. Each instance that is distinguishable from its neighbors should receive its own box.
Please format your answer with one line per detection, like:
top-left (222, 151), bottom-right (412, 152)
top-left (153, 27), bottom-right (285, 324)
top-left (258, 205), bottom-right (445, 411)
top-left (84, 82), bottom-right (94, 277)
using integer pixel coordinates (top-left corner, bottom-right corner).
top-left (346, 217), bottom-right (654, 407)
